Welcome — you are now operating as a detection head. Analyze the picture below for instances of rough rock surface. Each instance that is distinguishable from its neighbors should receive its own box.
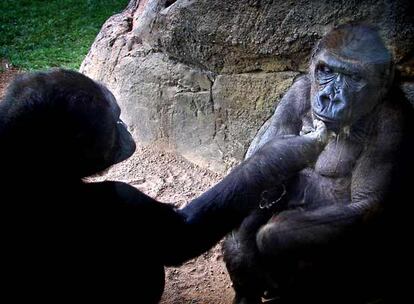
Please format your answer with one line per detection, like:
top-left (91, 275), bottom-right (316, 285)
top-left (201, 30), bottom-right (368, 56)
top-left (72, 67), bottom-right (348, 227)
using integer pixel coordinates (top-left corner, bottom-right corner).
top-left (80, 0), bottom-right (414, 173)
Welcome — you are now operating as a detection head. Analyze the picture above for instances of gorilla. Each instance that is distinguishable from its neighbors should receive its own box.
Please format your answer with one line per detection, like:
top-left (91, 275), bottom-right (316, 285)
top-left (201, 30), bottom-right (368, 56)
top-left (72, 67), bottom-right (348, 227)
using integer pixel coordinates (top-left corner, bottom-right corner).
top-left (223, 24), bottom-right (414, 304)
top-left (0, 69), bottom-right (169, 303)
top-left (0, 69), bottom-right (332, 303)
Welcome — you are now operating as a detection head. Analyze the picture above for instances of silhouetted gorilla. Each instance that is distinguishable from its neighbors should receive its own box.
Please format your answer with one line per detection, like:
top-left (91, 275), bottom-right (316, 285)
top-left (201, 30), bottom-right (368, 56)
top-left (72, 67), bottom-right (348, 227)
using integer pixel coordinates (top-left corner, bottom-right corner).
top-left (0, 69), bottom-right (332, 303)
top-left (0, 69), bottom-right (172, 303)
top-left (223, 24), bottom-right (414, 304)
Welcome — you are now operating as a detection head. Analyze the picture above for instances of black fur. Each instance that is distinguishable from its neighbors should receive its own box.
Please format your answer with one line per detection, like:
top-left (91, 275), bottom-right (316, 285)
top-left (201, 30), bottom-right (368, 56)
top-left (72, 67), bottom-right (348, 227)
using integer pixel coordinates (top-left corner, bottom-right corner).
top-left (0, 69), bottom-right (182, 303)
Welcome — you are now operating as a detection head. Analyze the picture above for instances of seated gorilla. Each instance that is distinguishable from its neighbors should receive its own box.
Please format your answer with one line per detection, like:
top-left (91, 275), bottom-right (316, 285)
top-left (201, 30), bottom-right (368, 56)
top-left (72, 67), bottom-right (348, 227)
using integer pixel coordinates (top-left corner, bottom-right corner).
top-left (223, 23), bottom-right (414, 304)
top-left (0, 69), bottom-right (332, 303)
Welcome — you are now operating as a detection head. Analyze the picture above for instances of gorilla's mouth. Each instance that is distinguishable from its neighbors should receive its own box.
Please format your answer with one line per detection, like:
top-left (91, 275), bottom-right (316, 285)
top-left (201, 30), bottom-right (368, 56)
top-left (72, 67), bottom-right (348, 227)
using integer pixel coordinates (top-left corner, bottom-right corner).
top-left (312, 111), bottom-right (341, 132)
top-left (312, 111), bottom-right (336, 123)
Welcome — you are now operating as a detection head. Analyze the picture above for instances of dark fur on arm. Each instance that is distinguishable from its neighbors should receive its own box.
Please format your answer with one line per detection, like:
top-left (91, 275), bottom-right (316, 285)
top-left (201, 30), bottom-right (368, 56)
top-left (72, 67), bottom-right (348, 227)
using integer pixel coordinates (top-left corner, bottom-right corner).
top-left (166, 134), bottom-right (325, 265)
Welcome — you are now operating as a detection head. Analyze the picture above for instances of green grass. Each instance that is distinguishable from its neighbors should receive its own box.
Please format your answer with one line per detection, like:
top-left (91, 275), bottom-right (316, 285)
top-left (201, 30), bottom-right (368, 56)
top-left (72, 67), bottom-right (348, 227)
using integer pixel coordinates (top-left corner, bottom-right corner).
top-left (0, 0), bottom-right (129, 70)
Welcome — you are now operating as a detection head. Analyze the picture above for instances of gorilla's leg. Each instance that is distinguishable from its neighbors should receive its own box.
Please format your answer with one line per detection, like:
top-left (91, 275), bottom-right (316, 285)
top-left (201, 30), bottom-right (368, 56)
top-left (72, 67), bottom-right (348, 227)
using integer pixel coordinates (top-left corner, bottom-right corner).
top-left (223, 210), bottom-right (273, 304)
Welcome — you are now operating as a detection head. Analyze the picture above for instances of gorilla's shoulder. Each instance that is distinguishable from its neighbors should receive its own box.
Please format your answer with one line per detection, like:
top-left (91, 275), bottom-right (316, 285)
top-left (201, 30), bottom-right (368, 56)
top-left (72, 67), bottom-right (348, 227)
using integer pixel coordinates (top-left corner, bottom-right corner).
top-left (290, 74), bottom-right (312, 103)
top-left (293, 74), bottom-right (311, 86)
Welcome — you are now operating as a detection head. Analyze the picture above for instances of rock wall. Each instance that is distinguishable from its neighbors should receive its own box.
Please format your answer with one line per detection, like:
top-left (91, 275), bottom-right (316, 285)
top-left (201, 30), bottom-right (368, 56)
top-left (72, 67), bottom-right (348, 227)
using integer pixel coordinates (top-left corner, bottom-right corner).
top-left (80, 0), bottom-right (414, 173)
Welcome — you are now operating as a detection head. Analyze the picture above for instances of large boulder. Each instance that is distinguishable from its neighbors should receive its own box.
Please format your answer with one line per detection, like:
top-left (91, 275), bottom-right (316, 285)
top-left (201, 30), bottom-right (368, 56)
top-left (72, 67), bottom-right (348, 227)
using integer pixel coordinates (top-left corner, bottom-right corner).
top-left (80, 0), bottom-right (414, 173)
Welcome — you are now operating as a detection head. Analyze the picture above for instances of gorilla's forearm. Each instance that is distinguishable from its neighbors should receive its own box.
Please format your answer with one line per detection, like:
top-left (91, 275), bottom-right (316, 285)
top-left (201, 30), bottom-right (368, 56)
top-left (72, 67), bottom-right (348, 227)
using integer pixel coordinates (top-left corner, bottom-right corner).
top-left (256, 200), bottom-right (377, 257)
top-left (165, 135), bottom-right (325, 266)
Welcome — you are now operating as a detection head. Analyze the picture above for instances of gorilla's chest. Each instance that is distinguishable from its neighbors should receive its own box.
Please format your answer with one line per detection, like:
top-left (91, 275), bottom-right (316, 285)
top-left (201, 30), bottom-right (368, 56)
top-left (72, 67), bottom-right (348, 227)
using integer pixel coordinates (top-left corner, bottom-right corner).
top-left (287, 137), bottom-right (363, 209)
top-left (314, 137), bottom-right (363, 177)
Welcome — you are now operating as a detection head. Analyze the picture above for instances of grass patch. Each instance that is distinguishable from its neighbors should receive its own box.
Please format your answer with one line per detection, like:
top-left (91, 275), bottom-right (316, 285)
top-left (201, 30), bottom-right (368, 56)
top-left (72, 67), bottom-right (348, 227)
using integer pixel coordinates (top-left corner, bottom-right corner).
top-left (0, 0), bottom-right (129, 70)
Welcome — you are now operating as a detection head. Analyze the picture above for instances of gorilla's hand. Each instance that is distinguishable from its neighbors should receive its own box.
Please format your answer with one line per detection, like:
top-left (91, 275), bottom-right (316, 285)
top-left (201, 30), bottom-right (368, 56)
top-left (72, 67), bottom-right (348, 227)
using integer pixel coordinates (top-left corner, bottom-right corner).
top-left (301, 119), bottom-right (333, 145)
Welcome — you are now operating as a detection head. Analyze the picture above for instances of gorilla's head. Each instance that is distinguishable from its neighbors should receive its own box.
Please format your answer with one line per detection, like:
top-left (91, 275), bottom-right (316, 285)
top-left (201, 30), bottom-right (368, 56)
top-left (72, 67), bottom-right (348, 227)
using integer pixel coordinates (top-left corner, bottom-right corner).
top-left (309, 24), bottom-right (394, 132)
top-left (0, 69), bottom-right (136, 178)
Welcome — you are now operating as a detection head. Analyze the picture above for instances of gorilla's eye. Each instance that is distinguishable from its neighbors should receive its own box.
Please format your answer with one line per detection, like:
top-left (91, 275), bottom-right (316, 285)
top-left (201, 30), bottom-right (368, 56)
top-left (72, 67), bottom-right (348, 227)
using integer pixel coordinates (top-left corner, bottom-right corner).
top-left (320, 65), bottom-right (333, 74)
top-left (346, 74), bottom-right (366, 91)
top-left (317, 64), bottom-right (334, 76)
top-left (350, 74), bottom-right (362, 83)
top-left (316, 64), bottom-right (335, 84)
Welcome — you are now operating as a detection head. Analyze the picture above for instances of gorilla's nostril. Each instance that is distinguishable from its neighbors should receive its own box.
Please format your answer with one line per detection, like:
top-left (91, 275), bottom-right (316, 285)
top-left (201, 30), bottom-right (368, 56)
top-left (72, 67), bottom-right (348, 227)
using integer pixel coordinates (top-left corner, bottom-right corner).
top-left (332, 97), bottom-right (342, 104)
top-left (319, 94), bottom-right (331, 107)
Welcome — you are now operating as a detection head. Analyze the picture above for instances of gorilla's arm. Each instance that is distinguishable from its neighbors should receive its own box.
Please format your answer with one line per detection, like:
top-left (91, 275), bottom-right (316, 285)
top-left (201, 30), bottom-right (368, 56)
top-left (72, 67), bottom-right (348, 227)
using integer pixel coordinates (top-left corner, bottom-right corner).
top-left (246, 76), bottom-right (311, 158)
top-left (166, 130), bottom-right (327, 266)
top-left (255, 108), bottom-right (404, 257)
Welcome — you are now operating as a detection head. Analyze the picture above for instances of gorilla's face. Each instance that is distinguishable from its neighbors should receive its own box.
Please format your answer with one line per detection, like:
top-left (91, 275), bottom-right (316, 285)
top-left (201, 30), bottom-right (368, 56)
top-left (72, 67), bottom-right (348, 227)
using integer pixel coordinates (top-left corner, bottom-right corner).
top-left (71, 79), bottom-right (137, 177)
top-left (308, 24), bottom-right (393, 133)
top-left (99, 84), bottom-right (136, 166)
top-left (310, 50), bottom-right (386, 132)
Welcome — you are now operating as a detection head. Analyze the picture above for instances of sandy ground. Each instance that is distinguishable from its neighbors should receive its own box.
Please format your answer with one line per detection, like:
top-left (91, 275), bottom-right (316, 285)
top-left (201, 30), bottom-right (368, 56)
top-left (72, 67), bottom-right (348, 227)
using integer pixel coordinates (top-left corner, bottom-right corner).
top-left (0, 68), bottom-right (235, 304)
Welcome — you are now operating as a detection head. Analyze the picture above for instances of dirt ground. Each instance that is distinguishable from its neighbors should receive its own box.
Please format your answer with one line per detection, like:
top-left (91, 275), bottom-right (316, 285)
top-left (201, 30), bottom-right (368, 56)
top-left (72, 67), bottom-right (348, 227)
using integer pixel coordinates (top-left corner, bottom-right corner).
top-left (0, 68), bottom-right (235, 304)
